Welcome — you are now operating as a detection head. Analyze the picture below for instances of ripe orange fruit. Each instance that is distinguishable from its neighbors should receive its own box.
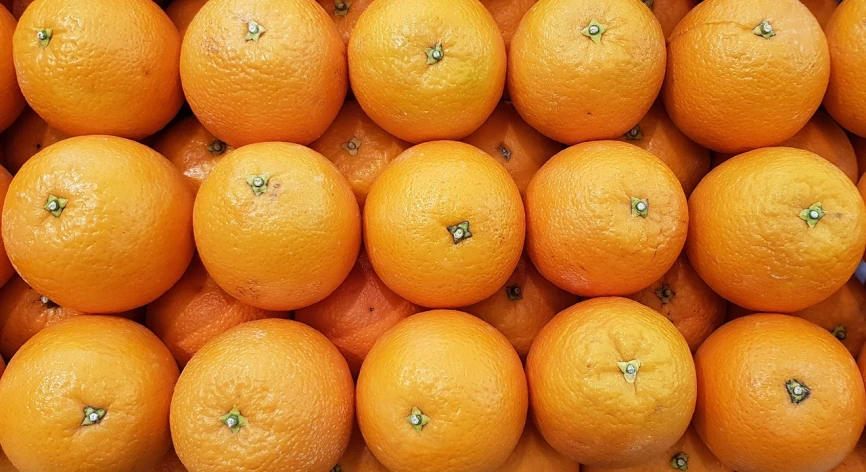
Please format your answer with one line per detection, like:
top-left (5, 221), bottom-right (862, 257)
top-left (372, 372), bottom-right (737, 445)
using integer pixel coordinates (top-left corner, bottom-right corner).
top-left (193, 142), bottom-right (360, 311)
top-left (687, 147), bottom-right (866, 312)
top-left (823, 0), bottom-right (866, 137)
top-left (0, 165), bottom-right (12, 288)
top-left (363, 141), bottom-right (524, 308)
top-left (331, 424), bottom-right (389, 472)
top-left (152, 115), bottom-right (233, 193)
top-left (618, 101), bottom-right (711, 196)
top-left (462, 101), bottom-right (563, 196)
top-left (801, 0), bottom-right (839, 29)
top-left (499, 423), bottom-right (580, 471)
top-left (348, 0), bottom-right (505, 143)
top-left (694, 314), bottom-right (866, 472)
top-left (181, 0), bottom-right (346, 146)
top-left (462, 255), bottom-right (578, 358)
top-left (854, 135), bottom-right (866, 178)
top-left (526, 141), bottom-right (688, 297)
top-left (165, 0), bottom-right (207, 37)
top-left (3, 107), bottom-right (67, 174)
top-left (508, 0), bottom-right (665, 144)
top-left (10, 0), bottom-right (33, 18)
top-left (526, 297), bottom-right (697, 468)
top-left (295, 251), bottom-right (420, 375)
top-left (171, 319), bottom-right (354, 472)
top-left (146, 256), bottom-right (289, 368)
top-left (13, 0), bottom-right (182, 139)
top-left (2, 136), bottom-right (194, 313)
top-left (309, 100), bottom-right (410, 207)
top-left (642, 0), bottom-right (701, 39)
top-left (357, 310), bottom-right (528, 472)
top-left (0, 6), bottom-right (23, 133)
top-left (664, 0), bottom-right (830, 153)
top-left (317, 0), bottom-right (373, 46)
top-left (789, 276), bottom-right (866, 356)
top-left (0, 316), bottom-right (179, 472)
top-left (155, 450), bottom-right (188, 472)
top-left (478, 0), bottom-right (537, 50)
top-left (833, 436), bottom-right (866, 472)
top-left (0, 451), bottom-right (13, 472)
top-left (627, 254), bottom-right (726, 352)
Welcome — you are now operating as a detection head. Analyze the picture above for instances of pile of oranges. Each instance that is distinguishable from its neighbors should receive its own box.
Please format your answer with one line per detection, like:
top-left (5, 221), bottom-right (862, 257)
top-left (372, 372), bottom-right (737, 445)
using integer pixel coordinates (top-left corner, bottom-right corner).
top-left (0, 0), bottom-right (865, 471)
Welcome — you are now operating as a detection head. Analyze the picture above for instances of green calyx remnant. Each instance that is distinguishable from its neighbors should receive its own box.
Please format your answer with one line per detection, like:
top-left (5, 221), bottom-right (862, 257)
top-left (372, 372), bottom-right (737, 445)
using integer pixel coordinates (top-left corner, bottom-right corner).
top-left (617, 359), bottom-right (642, 384)
top-left (37, 28), bottom-right (53, 47)
top-left (624, 125), bottom-right (643, 140)
top-left (246, 21), bottom-right (266, 41)
top-left (753, 20), bottom-right (775, 39)
top-left (246, 173), bottom-right (270, 196)
top-left (81, 406), bottom-right (106, 426)
top-left (207, 139), bottom-right (227, 156)
top-left (799, 202), bottom-right (825, 228)
top-left (785, 379), bottom-right (811, 404)
top-left (331, 466), bottom-right (343, 472)
top-left (631, 197), bottom-right (649, 218)
top-left (406, 406), bottom-right (430, 432)
top-left (334, 0), bottom-right (351, 16)
top-left (642, 0), bottom-right (655, 10)
top-left (44, 194), bottom-right (68, 217)
top-left (220, 407), bottom-right (248, 433)
top-left (832, 325), bottom-right (847, 341)
top-left (425, 41), bottom-right (444, 65)
top-left (342, 137), bottom-right (362, 156)
top-left (670, 452), bottom-right (689, 470)
top-left (581, 19), bottom-right (607, 43)
top-left (506, 285), bottom-right (523, 301)
top-left (655, 284), bottom-right (675, 304)
top-left (497, 143), bottom-right (512, 161)
top-left (447, 221), bottom-right (472, 244)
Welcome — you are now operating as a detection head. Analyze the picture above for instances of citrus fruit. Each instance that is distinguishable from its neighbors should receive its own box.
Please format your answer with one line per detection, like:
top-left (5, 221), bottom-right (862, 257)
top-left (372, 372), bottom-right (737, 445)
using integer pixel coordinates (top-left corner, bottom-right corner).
top-left (687, 147), bottom-right (866, 312)
top-left (789, 276), bottom-right (866, 356)
top-left (663, 0), bottom-right (830, 153)
top-left (526, 297), bottom-right (697, 467)
top-left (0, 6), bottom-right (23, 133)
top-left (462, 254), bottom-right (578, 358)
top-left (525, 140), bottom-right (688, 296)
top-left (348, 0), bottom-right (506, 143)
top-left (152, 114), bottom-right (233, 193)
top-left (363, 141), bottom-right (524, 308)
top-left (145, 256), bottom-right (289, 368)
top-left (854, 135), bottom-right (866, 178)
top-left (317, 0), bottom-right (373, 45)
top-left (0, 316), bottom-right (179, 472)
top-left (618, 101), bottom-right (711, 196)
top-left (193, 142), bottom-right (361, 311)
top-left (478, 0), bottom-right (537, 50)
top-left (155, 450), bottom-right (188, 472)
top-left (499, 423), bottom-right (580, 472)
top-left (694, 314), bottom-right (866, 472)
top-left (800, 0), bottom-right (839, 29)
top-left (642, 0), bottom-right (701, 39)
top-left (331, 424), bottom-right (388, 472)
top-left (309, 100), bottom-right (410, 207)
top-left (823, 0), bottom-right (866, 137)
top-left (2, 135), bottom-right (194, 313)
top-left (0, 164), bottom-right (12, 287)
top-left (165, 0), bottom-right (207, 37)
top-left (3, 107), bottom-right (66, 174)
top-left (462, 101), bottom-right (562, 196)
top-left (0, 450), bottom-right (13, 472)
top-left (181, 0), bottom-right (347, 146)
top-left (170, 319), bottom-right (354, 472)
top-left (295, 251), bottom-right (420, 375)
top-left (13, 0), bottom-right (183, 139)
top-left (357, 310), bottom-right (527, 472)
top-left (508, 0), bottom-right (666, 144)
top-left (832, 436), bottom-right (866, 472)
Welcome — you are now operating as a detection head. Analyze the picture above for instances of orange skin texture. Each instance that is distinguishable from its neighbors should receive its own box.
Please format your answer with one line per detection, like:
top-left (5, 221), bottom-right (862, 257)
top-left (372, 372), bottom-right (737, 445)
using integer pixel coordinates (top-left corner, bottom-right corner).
top-left (687, 147), bottom-right (866, 312)
top-left (309, 100), bottom-right (411, 207)
top-left (526, 297), bottom-right (697, 468)
top-left (332, 424), bottom-right (389, 472)
top-left (165, 0), bottom-right (208, 37)
top-left (508, 0), bottom-right (666, 145)
top-left (13, 0), bottom-right (183, 139)
top-left (627, 254), bottom-right (726, 353)
top-left (664, 0), bottom-right (830, 153)
top-left (478, 0), bottom-right (538, 50)
top-left (363, 141), bottom-right (525, 308)
top-left (0, 165), bottom-right (11, 288)
top-left (357, 310), bottom-right (528, 472)
top-left (153, 450), bottom-right (188, 472)
top-left (646, 0), bottom-right (701, 39)
top-left (316, 0), bottom-right (373, 46)
top-left (617, 101), bottom-right (710, 196)
top-left (801, 0), bottom-right (839, 29)
top-left (348, 0), bottom-right (506, 143)
top-left (145, 256), bottom-right (289, 368)
top-left (789, 276), bottom-right (866, 356)
top-left (295, 251), bottom-right (420, 376)
top-left (462, 101), bottom-right (563, 196)
top-left (153, 115), bottom-right (234, 193)
top-left (0, 7), bottom-right (22, 133)
top-left (181, 0), bottom-right (347, 147)
top-left (3, 107), bottom-right (66, 174)
top-left (13, 0), bottom-right (167, 18)
top-left (499, 422), bottom-right (579, 472)
top-left (2, 136), bottom-right (195, 313)
top-left (0, 316), bottom-right (180, 472)
top-left (193, 142), bottom-right (361, 311)
top-left (824, 0), bottom-right (866, 137)
top-left (832, 435), bottom-right (866, 472)
top-left (170, 319), bottom-right (354, 472)
top-left (694, 314), bottom-right (866, 472)
top-left (526, 141), bottom-right (689, 297)
top-left (462, 255), bottom-right (578, 358)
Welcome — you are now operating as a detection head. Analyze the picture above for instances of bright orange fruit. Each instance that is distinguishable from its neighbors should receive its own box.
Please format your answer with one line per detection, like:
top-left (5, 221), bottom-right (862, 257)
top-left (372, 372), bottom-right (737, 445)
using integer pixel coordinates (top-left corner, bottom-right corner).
top-left (499, 423), bottom-right (580, 471)
top-left (331, 423), bottom-right (389, 472)
top-left (2, 107), bottom-right (67, 174)
top-left (800, 0), bottom-right (839, 28)
top-left (152, 114), bottom-right (233, 193)
top-left (832, 435), bottom-right (866, 472)
top-left (823, 0), bottom-right (866, 137)
top-left (642, 0), bottom-right (701, 39)
top-left (317, 0), bottom-right (373, 46)
top-left (478, 0), bottom-right (538, 50)
top-left (790, 276), bottom-right (866, 357)
top-left (0, 6), bottom-right (23, 133)
top-left (165, 0), bottom-right (207, 37)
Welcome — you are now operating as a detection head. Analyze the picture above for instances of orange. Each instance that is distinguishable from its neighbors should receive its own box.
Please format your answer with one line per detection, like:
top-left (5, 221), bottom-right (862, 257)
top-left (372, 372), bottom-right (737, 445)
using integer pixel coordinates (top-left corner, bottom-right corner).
top-left (2, 136), bottom-right (194, 313)
top-left (462, 255), bottom-right (578, 358)
top-left (357, 310), bottom-right (527, 472)
top-left (146, 256), bottom-right (289, 368)
top-left (832, 436), bottom-right (866, 472)
top-left (170, 319), bottom-right (354, 472)
top-left (0, 316), bottom-right (179, 472)
top-left (508, 0), bottom-right (666, 144)
top-left (499, 423), bottom-right (580, 472)
top-left (154, 450), bottom-right (188, 472)
top-left (0, 450), bottom-right (13, 472)
top-left (309, 100), bottom-right (410, 207)
top-left (316, 0), bottom-right (373, 46)
top-left (618, 101), bottom-right (710, 196)
top-left (642, 0), bottom-right (701, 39)
top-left (0, 6), bottom-right (23, 133)
top-left (801, 0), bottom-right (839, 29)
top-left (855, 134), bottom-right (866, 178)
top-left (663, 0), bottom-right (830, 153)
top-left (348, 0), bottom-right (506, 143)
top-left (363, 141), bottom-right (524, 308)
top-left (687, 147), bottom-right (866, 312)
top-left (181, 0), bottom-right (346, 146)
top-left (13, 0), bottom-right (182, 139)
top-left (627, 254), bottom-right (726, 352)
top-left (0, 165), bottom-right (11, 288)
top-left (295, 251), bottom-right (420, 375)
top-left (478, 0), bottom-right (537, 50)
top-left (694, 314), bottom-right (866, 472)
top-left (331, 424), bottom-right (389, 472)
top-left (152, 114), bottom-right (233, 193)
top-left (165, 0), bottom-right (208, 37)
top-left (789, 276), bottom-right (866, 356)
top-left (462, 101), bottom-right (563, 196)
top-left (526, 141), bottom-right (688, 297)
top-left (193, 142), bottom-right (361, 311)
top-left (823, 0), bottom-right (866, 137)
top-left (526, 297), bottom-right (697, 468)
top-left (2, 107), bottom-right (66, 174)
